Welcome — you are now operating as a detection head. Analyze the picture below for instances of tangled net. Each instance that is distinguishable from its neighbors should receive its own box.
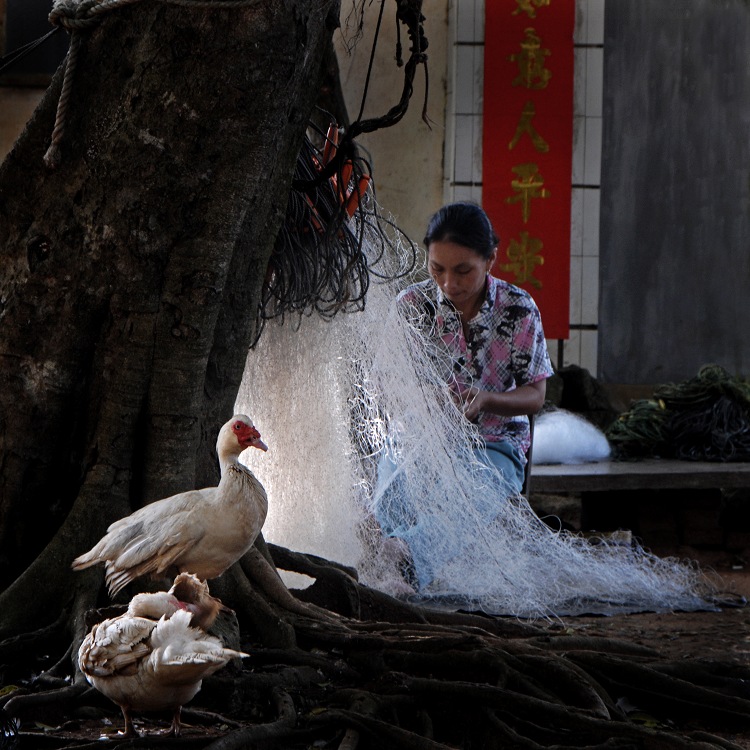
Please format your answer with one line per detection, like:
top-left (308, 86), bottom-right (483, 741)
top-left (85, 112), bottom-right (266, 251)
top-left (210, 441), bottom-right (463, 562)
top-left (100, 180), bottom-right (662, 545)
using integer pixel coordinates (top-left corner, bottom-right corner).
top-left (607, 364), bottom-right (750, 461)
top-left (237, 196), bottom-right (719, 618)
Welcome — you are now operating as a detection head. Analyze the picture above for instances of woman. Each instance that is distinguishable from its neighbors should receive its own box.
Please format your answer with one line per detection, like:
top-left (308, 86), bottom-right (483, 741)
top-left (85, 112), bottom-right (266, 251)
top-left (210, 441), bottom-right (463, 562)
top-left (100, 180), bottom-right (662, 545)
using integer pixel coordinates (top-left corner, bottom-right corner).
top-left (373, 202), bottom-right (554, 591)
top-left (402, 202), bottom-right (552, 488)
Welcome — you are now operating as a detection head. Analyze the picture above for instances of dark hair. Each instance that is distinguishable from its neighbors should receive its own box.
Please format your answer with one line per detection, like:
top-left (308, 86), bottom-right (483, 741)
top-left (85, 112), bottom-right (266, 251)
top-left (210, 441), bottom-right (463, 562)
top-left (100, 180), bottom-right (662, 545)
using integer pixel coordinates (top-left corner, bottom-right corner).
top-left (423, 202), bottom-right (499, 260)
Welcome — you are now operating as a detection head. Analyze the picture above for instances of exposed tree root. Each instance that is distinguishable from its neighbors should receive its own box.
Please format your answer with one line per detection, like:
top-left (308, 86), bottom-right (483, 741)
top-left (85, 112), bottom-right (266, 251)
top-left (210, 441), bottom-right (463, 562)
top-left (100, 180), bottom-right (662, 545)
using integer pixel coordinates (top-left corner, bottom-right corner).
top-left (4, 683), bottom-right (89, 725)
top-left (203, 687), bottom-right (297, 750)
top-left (1, 543), bottom-right (749, 750)
top-left (0, 610), bottom-right (68, 667)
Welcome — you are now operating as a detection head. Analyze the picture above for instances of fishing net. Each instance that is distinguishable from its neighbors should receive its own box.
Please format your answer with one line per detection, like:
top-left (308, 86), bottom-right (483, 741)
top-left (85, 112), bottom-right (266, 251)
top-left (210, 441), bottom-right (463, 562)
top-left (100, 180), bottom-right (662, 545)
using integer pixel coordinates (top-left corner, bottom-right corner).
top-left (236, 197), bottom-right (719, 618)
top-left (607, 365), bottom-right (750, 461)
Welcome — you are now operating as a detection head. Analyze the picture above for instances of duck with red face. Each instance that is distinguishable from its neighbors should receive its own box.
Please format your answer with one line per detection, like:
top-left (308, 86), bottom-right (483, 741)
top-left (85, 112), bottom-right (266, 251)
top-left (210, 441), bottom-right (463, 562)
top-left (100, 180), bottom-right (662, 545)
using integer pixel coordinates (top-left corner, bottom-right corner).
top-left (72, 415), bottom-right (269, 596)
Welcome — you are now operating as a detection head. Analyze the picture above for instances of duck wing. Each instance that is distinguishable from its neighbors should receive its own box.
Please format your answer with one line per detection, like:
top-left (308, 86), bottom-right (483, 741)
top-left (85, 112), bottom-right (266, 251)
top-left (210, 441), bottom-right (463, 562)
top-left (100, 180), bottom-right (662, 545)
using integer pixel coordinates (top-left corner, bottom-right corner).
top-left (78, 616), bottom-right (156, 678)
top-left (73, 489), bottom-right (213, 596)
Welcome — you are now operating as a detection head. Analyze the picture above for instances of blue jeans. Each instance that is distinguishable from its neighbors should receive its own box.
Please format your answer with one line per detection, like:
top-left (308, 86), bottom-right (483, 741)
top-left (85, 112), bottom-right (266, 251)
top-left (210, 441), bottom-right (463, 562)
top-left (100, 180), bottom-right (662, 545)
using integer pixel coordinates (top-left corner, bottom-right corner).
top-left (372, 439), bottom-right (525, 589)
top-left (480, 440), bottom-right (525, 494)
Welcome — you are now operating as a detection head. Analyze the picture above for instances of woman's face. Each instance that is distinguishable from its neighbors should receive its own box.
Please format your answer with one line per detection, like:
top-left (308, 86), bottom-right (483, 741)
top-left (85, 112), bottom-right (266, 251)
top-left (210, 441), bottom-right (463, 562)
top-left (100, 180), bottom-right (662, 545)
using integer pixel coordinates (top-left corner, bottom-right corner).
top-left (427, 239), bottom-right (497, 312)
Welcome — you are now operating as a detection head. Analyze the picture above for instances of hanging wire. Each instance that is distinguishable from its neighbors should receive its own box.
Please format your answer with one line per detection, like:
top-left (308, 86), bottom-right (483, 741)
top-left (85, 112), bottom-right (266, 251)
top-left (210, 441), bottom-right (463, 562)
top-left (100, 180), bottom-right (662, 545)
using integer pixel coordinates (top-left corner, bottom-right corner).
top-left (292, 0), bottom-right (429, 195)
top-left (0, 28), bottom-right (62, 76)
top-left (354, 0), bottom-right (387, 124)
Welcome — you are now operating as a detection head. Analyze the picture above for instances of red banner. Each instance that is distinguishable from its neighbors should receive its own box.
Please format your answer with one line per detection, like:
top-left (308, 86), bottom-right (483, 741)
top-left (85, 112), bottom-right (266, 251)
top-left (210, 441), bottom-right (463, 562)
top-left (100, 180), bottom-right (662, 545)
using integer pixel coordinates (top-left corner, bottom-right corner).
top-left (482, 0), bottom-right (574, 339)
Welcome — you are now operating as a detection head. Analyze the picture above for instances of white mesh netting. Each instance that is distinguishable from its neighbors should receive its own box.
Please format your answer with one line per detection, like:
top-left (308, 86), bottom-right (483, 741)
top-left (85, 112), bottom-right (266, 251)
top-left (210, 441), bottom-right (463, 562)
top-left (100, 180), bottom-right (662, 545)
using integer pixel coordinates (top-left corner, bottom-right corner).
top-left (235, 205), bottom-right (719, 618)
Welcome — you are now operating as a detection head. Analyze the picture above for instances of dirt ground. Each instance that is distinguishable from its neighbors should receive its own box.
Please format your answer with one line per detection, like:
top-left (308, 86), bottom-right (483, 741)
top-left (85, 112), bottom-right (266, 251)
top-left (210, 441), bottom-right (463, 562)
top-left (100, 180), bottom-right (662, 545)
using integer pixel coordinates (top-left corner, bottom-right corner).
top-left (532, 491), bottom-right (750, 663)
top-left (531, 490), bottom-right (750, 749)
top-left (544, 546), bottom-right (750, 663)
top-left (537, 547), bottom-right (750, 749)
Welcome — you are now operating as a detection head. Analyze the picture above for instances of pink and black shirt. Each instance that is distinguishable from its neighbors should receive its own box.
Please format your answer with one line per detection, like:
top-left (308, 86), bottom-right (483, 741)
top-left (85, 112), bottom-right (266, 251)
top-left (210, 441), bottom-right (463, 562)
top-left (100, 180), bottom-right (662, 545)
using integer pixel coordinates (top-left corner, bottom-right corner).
top-left (397, 274), bottom-right (553, 458)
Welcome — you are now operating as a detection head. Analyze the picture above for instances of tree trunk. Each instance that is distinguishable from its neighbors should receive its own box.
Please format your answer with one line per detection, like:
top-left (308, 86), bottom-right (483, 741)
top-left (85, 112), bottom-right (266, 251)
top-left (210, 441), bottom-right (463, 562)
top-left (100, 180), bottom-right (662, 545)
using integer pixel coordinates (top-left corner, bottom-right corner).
top-left (0, 0), bottom-right (339, 635)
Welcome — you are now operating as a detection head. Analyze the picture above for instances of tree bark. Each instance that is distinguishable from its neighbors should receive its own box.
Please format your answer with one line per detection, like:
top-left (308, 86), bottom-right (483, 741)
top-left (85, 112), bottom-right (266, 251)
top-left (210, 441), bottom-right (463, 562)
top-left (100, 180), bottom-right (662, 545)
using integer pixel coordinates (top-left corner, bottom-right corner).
top-left (0, 0), bottom-right (339, 634)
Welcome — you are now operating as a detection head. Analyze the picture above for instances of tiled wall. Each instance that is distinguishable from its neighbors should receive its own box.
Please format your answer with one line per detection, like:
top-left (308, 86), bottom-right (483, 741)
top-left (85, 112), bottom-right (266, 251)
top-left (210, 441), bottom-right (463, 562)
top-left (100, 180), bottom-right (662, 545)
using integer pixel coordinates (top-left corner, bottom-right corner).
top-left (444, 0), bottom-right (604, 375)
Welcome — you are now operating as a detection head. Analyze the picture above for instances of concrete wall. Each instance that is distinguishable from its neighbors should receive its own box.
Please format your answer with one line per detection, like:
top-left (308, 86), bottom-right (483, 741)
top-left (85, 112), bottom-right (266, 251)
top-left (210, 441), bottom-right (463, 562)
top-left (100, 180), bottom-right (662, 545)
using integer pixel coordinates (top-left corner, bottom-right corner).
top-left (335, 0), bottom-right (448, 249)
top-left (599, 0), bottom-right (750, 384)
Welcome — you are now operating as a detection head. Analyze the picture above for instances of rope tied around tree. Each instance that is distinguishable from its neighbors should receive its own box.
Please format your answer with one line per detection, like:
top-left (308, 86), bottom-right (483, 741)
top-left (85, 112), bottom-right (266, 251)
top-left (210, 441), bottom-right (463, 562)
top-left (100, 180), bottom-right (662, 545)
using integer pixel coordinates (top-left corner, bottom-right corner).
top-left (43, 0), bottom-right (265, 169)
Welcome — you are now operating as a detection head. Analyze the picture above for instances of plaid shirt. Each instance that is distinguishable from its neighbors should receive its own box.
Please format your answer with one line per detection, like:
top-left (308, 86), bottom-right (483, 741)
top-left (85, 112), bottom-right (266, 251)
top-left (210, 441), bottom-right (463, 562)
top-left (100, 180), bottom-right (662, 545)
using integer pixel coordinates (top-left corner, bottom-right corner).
top-left (397, 275), bottom-right (553, 456)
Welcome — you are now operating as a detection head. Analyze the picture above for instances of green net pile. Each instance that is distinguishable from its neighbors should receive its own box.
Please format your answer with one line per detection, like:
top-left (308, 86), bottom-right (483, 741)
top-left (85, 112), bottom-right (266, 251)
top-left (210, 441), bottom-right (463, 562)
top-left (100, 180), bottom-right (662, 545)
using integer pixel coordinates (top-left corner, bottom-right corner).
top-left (606, 364), bottom-right (750, 461)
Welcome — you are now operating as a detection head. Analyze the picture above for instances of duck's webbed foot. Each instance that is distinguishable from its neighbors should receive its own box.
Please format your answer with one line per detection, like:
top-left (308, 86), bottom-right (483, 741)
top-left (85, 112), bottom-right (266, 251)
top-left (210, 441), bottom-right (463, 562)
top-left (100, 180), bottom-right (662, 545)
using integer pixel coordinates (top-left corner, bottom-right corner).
top-left (120, 707), bottom-right (139, 738)
top-left (168, 706), bottom-right (182, 737)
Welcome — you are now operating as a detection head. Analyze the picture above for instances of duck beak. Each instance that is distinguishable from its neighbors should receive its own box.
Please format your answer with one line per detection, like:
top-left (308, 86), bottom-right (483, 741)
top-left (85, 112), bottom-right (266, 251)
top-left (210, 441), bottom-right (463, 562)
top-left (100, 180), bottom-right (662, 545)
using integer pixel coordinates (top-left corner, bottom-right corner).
top-left (250, 437), bottom-right (268, 452)
top-left (239, 423), bottom-right (268, 451)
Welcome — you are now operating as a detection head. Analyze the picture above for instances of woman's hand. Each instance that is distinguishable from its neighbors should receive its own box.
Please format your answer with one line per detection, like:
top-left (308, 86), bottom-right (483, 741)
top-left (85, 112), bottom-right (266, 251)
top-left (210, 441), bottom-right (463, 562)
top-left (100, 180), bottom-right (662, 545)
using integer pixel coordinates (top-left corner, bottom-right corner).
top-left (454, 385), bottom-right (484, 422)
top-left (452, 380), bottom-right (547, 421)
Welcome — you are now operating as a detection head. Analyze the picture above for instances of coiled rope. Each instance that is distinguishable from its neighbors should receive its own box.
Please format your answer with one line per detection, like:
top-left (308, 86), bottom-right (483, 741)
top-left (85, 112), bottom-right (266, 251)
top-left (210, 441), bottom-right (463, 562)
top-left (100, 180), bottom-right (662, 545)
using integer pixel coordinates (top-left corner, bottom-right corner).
top-left (606, 364), bottom-right (750, 461)
top-left (253, 122), bottom-right (418, 346)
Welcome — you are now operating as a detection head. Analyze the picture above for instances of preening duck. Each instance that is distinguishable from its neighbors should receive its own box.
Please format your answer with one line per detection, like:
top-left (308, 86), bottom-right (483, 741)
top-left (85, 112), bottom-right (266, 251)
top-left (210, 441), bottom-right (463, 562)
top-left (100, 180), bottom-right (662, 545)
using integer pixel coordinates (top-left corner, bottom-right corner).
top-left (78, 576), bottom-right (247, 737)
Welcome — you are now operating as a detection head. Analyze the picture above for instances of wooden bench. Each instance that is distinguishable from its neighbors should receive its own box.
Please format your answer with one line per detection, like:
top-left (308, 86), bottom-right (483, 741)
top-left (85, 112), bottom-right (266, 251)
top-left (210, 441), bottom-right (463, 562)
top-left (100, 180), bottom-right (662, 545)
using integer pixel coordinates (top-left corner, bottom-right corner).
top-left (530, 458), bottom-right (750, 494)
top-left (529, 459), bottom-right (750, 547)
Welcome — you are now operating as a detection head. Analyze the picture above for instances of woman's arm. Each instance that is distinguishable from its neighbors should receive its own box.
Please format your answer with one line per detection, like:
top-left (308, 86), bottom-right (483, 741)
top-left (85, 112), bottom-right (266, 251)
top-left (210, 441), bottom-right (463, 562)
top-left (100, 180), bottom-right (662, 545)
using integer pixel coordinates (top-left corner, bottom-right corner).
top-left (458, 379), bottom-right (547, 422)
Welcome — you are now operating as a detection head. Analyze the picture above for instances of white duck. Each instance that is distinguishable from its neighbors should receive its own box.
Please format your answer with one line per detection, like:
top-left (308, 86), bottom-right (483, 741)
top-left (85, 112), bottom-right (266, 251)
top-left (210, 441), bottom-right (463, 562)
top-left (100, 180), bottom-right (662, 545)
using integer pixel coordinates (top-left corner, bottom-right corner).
top-left (127, 572), bottom-right (227, 631)
top-left (79, 576), bottom-right (247, 737)
top-left (72, 415), bottom-right (268, 596)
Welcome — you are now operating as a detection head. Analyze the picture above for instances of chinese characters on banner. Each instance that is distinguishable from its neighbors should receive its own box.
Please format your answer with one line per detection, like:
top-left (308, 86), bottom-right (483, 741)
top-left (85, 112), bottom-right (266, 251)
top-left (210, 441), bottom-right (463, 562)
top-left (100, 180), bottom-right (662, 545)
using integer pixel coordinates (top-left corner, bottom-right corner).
top-left (482, 0), bottom-right (574, 339)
